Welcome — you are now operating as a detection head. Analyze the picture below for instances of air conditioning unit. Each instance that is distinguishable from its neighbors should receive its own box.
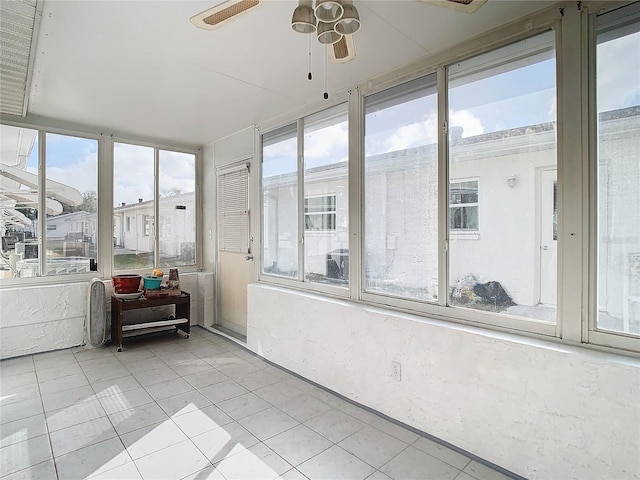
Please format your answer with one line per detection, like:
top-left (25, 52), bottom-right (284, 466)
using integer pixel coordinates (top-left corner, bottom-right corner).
top-left (326, 249), bottom-right (349, 281)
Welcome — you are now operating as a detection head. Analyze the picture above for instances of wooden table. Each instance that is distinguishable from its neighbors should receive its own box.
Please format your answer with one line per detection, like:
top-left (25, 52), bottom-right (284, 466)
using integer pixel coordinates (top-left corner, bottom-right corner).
top-left (111, 291), bottom-right (190, 352)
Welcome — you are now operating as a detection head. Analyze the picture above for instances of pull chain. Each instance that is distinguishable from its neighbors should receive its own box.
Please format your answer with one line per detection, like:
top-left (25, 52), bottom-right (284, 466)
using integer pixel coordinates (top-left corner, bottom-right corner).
top-left (323, 44), bottom-right (329, 100)
top-left (307, 34), bottom-right (312, 80)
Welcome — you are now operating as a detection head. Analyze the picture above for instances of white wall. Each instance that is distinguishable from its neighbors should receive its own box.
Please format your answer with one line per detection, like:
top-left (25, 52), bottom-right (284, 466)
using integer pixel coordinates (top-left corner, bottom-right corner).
top-left (0, 273), bottom-right (202, 359)
top-left (247, 283), bottom-right (640, 480)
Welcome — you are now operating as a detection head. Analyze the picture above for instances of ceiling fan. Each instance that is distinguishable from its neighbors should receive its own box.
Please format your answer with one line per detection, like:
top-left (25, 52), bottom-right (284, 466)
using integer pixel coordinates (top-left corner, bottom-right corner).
top-left (190, 0), bottom-right (487, 97)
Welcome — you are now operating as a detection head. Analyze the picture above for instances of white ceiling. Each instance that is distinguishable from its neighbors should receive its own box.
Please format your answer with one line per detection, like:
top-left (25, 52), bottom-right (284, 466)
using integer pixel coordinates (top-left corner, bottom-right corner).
top-left (24, 0), bottom-right (554, 147)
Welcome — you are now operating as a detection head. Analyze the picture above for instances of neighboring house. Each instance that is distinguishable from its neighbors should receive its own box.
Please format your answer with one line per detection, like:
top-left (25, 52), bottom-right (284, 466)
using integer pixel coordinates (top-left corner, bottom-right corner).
top-left (263, 106), bottom-right (640, 323)
top-left (113, 191), bottom-right (196, 260)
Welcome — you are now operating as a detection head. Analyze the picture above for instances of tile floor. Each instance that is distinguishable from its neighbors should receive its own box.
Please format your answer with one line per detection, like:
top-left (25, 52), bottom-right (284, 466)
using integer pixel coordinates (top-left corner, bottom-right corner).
top-left (1, 327), bottom-right (513, 480)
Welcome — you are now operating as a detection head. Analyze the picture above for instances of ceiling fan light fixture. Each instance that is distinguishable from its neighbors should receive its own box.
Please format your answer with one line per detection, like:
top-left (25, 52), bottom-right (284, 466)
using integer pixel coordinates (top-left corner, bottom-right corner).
top-left (335, 4), bottom-right (360, 35)
top-left (292, 3), bottom-right (317, 34)
top-left (317, 20), bottom-right (342, 44)
top-left (314, 0), bottom-right (343, 23)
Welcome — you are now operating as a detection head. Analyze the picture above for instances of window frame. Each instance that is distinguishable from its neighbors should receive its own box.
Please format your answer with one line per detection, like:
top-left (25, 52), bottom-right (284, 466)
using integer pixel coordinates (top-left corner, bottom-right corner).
top-left (304, 194), bottom-right (337, 233)
top-left (586, 2), bottom-right (640, 353)
top-left (111, 138), bottom-right (200, 275)
top-left (260, 104), bottom-right (351, 298)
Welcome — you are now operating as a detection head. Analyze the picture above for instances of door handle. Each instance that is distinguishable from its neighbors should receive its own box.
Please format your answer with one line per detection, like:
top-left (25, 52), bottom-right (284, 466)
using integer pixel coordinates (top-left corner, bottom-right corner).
top-left (245, 255), bottom-right (254, 261)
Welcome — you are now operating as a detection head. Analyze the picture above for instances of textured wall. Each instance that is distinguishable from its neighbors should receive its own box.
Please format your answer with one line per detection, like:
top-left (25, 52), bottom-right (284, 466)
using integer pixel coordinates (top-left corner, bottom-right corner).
top-left (0, 273), bottom-right (204, 359)
top-left (247, 283), bottom-right (640, 480)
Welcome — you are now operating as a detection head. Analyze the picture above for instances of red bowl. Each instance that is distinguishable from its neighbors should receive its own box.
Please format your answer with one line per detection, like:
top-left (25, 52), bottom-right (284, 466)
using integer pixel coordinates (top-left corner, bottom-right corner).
top-left (112, 275), bottom-right (142, 294)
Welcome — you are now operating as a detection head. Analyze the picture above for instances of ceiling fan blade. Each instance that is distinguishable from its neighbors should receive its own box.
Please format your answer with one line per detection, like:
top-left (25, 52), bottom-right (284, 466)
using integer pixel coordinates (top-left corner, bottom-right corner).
top-left (190, 0), bottom-right (260, 30)
top-left (330, 35), bottom-right (356, 64)
top-left (417, 0), bottom-right (488, 14)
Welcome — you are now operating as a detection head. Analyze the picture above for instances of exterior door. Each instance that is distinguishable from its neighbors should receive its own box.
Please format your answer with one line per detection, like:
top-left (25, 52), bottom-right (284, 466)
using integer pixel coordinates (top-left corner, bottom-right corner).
top-left (539, 169), bottom-right (557, 305)
top-left (216, 161), bottom-right (253, 339)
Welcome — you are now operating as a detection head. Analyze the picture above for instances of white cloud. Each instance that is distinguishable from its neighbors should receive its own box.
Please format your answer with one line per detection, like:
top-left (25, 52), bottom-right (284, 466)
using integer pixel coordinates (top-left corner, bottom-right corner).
top-left (449, 110), bottom-right (485, 138)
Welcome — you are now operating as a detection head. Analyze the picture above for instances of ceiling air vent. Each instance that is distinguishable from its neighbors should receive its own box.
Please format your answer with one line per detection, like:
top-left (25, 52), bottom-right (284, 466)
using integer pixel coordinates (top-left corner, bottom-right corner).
top-left (190, 0), bottom-right (260, 31)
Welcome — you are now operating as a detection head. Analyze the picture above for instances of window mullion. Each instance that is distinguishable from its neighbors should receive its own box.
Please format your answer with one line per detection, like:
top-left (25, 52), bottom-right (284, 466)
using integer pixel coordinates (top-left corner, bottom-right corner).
top-left (437, 66), bottom-right (449, 307)
top-left (297, 118), bottom-right (305, 282)
top-left (38, 130), bottom-right (46, 277)
top-left (154, 147), bottom-right (160, 268)
top-left (557, 5), bottom-right (586, 343)
top-left (349, 87), bottom-right (363, 300)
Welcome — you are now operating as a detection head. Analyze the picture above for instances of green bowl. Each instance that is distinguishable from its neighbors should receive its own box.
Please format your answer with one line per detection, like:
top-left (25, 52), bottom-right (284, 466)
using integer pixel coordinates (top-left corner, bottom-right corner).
top-left (143, 275), bottom-right (162, 290)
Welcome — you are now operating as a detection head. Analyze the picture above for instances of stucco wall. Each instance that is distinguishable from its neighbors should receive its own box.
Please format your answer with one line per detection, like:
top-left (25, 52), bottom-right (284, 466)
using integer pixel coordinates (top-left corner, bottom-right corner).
top-left (247, 283), bottom-right (640, 480)
top-left (0, 273), bottom-right (202, 359)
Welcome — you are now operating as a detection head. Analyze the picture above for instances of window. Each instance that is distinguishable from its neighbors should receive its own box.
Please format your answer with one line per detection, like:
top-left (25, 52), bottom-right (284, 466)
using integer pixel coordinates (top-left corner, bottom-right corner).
top-left (364, 75), bottom-right (439, 302)
top-left (305, 195), bottom-right (336, 231)
top-left (303, 106), bottom-right (349, 285)
top-left (159, 150), bottom-right (196, 267)
top-left (113, 143), bottom-right (197, 271)
top-left (595, 5), bottom-right (640, 338)
top-left (262, 124), bottom-right (298, 279)
top-left (262, 104), bottom-right (349, 287)
top-left (0, 126), bottom-right (99, 278)
top-left (450, 180), bottom-right (479, 231)
top-left (448, 31), bottom-right (557, 323)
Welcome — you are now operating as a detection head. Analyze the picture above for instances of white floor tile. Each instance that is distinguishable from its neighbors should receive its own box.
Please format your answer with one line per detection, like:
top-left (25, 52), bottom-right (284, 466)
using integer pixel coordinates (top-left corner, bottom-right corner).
top-left (99, 387), bottom-right (154, 415)
top-left (39, 372), bottom-right (89, 396)
top-left (298, 445), bottom-right (375, 480)
top-left (199, 379), bottom-right (248, 404)
top-left (34, 363), bottom-right (84, 382)
top-left (191, 422), bottom-right (260, 464)
top-left (132, 366), bottom-right (180, 387)
top-left (370, 418), bottom-right (421, 444)
top-left (42, 384), bottom-right (96, 412)
top-left (0, 459), bottom-right (56, 480)
top-left (0, 434), bottom-right (52, 477)
top-left (124, 357), bottom-right (167, 374)
top-left (144, 377), bottom-right (194, 401)
top-left (239, 406), bottom-right (299, 441)
top-left (134, 439), bottom-right (210, 480)
top-left (0, 372), bottom-right (38, 391)
top-left (413, 437), bottom-right (472, 470)
top-left (215, 443), bottom-right (292, 480)
top-left (338, 426), bottom-right (409, 469)
top-left (304, 409), bottom-right (367, 443)
top-left (120, 419), bottom-right (189, 459)
top-left (89, 461), bottom-right (143, 479)
top-left (170, 359), bottom-right (212, 377)
top-left (180, 465), bottom-right (226, 480)
top-left (365, 471), bottom-right (393, 480)
top-left (91, 375), bottom-right (142, 398)
top-left (463, 460), bottom-right (513, 480)
top-left (0, 397), bottom-right (43, 425)
top-left (0, 383), bottom-right (40, 407)
top-left (172, 404), bottom-right (233, 438)
top-left (337, 402), bottom-right (381, 425)
top-left (217, 392), bottom-right (272, 420)
top-left (157, 390), bottom-right (213, 417)
top-left (264, 424), bottom-right (333, 467)
top-left (0, 357), bottom-right (35, 378)
top-left (276, 394), bottom-right (334, 423)
top-left (55, 437), bottom-right (132, 479)
top-left (50, 416), bottom-right (117, 457)
top-left (379, 446), bottom-right (460, 480)
top-left (279, 469), bottom-right (310, 480)
top-left (254, 381), bottom-right (305, 405)
top-left (0, 414), bottom-right (47, 448)
top-left (182, 368), bottom-right (228, 389)
top-left (108, 402), bottom-right (169, 436)
top-left (234, 369), bottom-right (282, 391)
top-left (46, 398), bottom-right (106, 432)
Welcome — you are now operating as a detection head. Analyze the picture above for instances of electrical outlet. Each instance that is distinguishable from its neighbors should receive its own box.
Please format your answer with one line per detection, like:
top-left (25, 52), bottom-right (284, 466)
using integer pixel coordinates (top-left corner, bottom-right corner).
top-left (391, 361), bottom-right (401, 381)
